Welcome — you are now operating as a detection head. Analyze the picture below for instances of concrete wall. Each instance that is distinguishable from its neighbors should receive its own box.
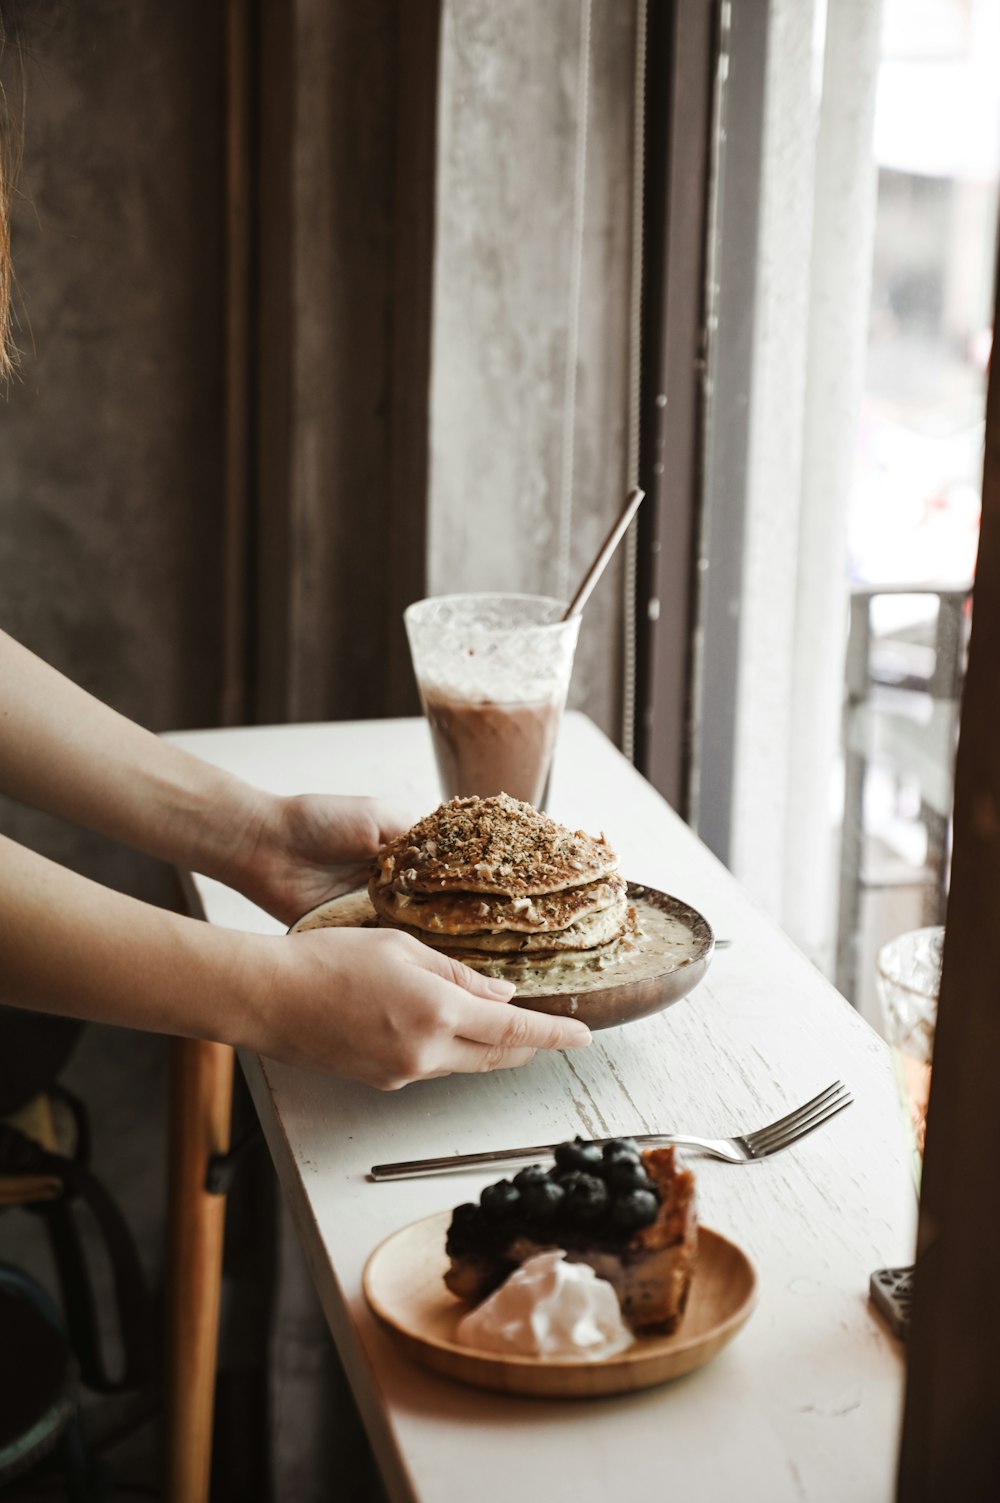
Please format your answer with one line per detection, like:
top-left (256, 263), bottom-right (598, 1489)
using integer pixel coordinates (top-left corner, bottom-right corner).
top-left (430, 0), bottom-right (638, 741)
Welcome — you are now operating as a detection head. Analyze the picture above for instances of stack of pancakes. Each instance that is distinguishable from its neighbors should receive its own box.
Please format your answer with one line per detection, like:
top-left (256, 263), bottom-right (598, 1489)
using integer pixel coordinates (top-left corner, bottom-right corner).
top-left (368, 794), bottom-right (635, 972)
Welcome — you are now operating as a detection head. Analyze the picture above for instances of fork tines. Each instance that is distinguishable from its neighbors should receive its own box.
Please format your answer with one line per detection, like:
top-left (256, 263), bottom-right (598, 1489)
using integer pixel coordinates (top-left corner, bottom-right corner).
top-left (746, 1080), bottom-right (853, 1158)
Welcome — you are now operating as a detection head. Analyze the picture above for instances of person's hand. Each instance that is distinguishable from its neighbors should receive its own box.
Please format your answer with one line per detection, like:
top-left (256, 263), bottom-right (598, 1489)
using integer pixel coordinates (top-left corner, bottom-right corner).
top-left (224, 792), bottom-right (413, 926)
top-left (243, 924), bottom-right (592, 1089)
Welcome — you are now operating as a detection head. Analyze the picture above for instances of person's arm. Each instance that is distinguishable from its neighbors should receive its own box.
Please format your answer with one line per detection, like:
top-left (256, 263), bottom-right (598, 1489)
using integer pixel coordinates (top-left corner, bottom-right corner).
top-left (0, 629), bottom-right (402, 923)
top-left (0, 832), bottom-right (591, 1089)
top-left (0, 631), bottom-right (593, 1082)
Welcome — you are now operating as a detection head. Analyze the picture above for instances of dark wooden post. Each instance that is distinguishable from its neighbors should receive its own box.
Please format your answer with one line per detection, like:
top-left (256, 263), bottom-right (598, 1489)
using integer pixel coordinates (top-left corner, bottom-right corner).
top-left (165, 1038), bottom-right (235, 1503)
top-left (633, 0), bottom-right (718, 816)
top-left (897, 235), bottom-right (1000, 1499)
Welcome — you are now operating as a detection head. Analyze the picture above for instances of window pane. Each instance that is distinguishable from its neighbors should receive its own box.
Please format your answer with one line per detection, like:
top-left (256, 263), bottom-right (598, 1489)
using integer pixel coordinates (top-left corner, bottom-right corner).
top-left (694, 0), bottom-right (998, 1019)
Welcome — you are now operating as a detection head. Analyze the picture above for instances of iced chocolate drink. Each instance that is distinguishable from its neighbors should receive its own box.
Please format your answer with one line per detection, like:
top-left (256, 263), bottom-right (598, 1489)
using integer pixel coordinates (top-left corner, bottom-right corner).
top-left (422, 691), bottom-right (563, 807)
top-left (405, 595), bottom-right (580, 810)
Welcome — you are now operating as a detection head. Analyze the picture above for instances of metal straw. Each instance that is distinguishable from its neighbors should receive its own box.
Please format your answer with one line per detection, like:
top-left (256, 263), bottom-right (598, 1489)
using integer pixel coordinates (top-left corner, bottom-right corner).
top-left (562, 487), bottom-right (645, 620)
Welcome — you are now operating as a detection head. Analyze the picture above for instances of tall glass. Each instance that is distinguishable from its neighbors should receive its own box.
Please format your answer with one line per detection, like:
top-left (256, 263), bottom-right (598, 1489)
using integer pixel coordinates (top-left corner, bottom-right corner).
top-left (404, 594), bottom-right (580, 809)
top-left (875, 925), bottom-right (942, 1192)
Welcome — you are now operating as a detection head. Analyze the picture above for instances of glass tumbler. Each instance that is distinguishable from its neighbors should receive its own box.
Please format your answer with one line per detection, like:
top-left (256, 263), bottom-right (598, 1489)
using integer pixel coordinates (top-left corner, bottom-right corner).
top-left (403, 593), bottom-right (580, 809)
top-left (875, 925), bottom-right (943, 1192)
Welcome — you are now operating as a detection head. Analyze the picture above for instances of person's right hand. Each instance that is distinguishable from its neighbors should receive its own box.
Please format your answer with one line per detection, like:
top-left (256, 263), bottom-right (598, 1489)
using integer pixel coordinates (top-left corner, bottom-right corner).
top-left (243, 925), bottom-right (592, 1090)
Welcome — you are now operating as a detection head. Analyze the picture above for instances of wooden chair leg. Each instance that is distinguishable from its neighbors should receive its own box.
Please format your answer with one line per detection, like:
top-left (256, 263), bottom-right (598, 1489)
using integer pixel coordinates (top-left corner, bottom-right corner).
top-left (166, 1038), bottom-right (234, 1503)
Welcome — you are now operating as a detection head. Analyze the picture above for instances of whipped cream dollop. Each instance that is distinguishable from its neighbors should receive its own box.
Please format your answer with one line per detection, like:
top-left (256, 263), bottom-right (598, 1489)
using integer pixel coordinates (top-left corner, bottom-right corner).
top-left (455, 1251), bottom-right (633, 1361)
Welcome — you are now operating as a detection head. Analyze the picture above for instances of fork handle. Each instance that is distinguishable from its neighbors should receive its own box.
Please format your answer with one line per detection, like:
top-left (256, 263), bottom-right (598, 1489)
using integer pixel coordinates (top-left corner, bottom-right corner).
top-left (370, 1133), bottom-right (686, 1181)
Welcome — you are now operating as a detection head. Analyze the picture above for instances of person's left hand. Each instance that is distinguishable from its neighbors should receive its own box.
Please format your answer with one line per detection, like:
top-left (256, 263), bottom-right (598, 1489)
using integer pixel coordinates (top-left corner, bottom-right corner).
top-left (224, 792), bottom-right (413, 926)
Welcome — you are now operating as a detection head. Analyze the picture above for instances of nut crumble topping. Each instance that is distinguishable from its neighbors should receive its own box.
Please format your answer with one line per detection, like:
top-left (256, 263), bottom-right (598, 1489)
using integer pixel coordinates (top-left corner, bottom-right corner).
top-left (373, 793), bottom-right (618, 898)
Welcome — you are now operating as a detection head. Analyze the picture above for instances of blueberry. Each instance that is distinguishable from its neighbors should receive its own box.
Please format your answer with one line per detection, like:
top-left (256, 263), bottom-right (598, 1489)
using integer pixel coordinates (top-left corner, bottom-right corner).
top-left (480, 1180), bottom-right (521, 1219)
top-left (610, 1188), bottom-right (660, 1232)
top-left (604, 1159), bottom-right (652, 1194)
top-left (520, 1178), bottom-right (566, 1220)
top-left (446, 1202), bottom-right (487, 1254)
top-left (564, 1173), bottom-right (610, 1224)
top-left (512, 1163), bottom-right (552, 1191)
top-left (553, 1137), bottom-right (603, 1173)
top-left (602, 1138), bottom-right (642, 1163)
top-left (553, 1168), bottom-right (586, 1192)
top-left (450, 1201), bottom-right (482, 1228)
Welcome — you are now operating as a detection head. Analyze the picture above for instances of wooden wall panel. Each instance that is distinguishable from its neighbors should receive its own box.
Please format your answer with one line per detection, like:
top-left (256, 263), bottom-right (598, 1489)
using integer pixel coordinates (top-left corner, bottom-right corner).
top-left (253, 0), bottom-right (437, 726)
top-left (0, 0), bottom-right (226, 904)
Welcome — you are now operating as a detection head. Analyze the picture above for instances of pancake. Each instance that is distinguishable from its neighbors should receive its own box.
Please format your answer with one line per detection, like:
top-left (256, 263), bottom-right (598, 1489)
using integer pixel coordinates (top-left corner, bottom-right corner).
top-left (368, 872), bottom-right (627, 936)
top-left (377, 899), bottom-right (631, 956)
top-left (369, 795), bottom-right (637, 980)
top-left (371, 794), bottom-right (619, 899)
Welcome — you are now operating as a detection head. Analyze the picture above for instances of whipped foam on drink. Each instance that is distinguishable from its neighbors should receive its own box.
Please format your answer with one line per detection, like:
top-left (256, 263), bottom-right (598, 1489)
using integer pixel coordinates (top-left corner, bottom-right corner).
top-left (455, 1251), bottom-right (633, 1361)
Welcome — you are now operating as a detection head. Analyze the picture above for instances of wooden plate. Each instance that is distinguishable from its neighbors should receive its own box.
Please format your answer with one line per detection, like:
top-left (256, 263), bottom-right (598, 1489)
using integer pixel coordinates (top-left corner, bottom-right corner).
top-left (290, 883), bottom-right (714, 1031)
top-left (362, 1211), bottom-right (757, 1399)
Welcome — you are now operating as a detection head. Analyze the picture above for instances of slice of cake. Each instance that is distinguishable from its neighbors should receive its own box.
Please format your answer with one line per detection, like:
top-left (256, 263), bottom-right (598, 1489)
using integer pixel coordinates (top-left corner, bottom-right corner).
top-left (444, 1139), bottom-right (697, 1336)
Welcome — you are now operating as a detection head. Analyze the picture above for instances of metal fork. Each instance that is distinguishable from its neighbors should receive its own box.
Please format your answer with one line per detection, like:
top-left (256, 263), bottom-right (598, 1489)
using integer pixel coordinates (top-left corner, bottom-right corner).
top-left (369, 1080), bottom-right (853, 1180)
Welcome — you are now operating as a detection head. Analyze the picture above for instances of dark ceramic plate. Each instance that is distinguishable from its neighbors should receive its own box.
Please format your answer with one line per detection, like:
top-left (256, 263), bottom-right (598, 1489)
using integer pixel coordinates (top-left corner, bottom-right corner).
top-left (289, 883), bottom-right (714, 1032)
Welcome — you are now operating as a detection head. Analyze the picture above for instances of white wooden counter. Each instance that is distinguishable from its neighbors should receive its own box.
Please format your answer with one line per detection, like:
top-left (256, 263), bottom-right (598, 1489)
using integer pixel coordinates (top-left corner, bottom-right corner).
top-left (167, 713), bottom-right (915, 1503)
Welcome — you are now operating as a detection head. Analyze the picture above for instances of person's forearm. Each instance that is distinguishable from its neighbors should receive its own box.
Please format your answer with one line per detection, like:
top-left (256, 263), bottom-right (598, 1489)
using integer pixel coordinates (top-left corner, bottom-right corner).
top-left (0, 630), bottom-right (264, 884)
top-left (0, 832), bottom-right (592, 1087)
top-left (0, 831), bottom-right (268, 1044)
